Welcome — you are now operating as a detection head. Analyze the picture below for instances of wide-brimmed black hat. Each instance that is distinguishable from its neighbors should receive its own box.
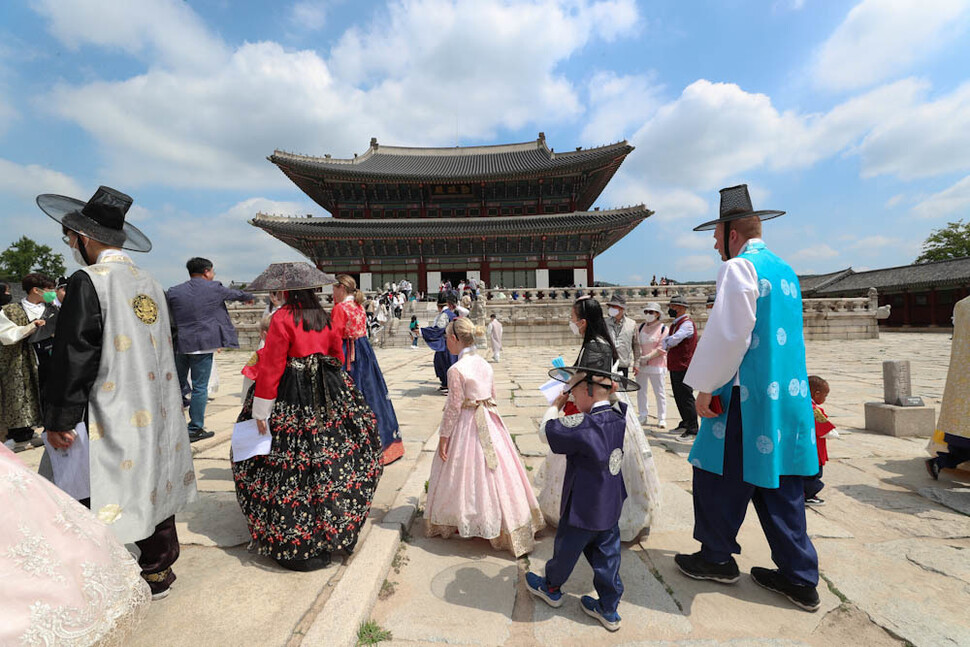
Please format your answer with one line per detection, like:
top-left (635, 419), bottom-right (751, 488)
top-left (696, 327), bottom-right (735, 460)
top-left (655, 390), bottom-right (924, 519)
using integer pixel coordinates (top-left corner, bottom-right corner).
top-left (693, 184), bottom-right (785, 232)
top-left (247, 262), bottom-right (336, 292)
top-left (37, 186), bottom-right (152, 252)
top-left (548, 338), bottom-right (639, 393)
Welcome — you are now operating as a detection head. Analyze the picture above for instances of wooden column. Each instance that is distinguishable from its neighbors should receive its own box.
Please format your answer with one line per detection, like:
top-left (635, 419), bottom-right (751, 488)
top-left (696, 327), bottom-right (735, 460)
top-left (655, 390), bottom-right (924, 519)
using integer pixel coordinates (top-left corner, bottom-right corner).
top-left (929, 288), bottom-right (938, 326)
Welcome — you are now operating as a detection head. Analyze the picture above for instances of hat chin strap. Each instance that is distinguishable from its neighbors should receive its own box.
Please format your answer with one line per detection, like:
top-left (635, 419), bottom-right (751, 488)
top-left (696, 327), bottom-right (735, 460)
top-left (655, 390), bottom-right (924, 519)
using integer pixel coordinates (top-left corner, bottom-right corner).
top-left (723, 220), bottom-right (734, 261)
top-left (78, 235), bottom-right (94, 266)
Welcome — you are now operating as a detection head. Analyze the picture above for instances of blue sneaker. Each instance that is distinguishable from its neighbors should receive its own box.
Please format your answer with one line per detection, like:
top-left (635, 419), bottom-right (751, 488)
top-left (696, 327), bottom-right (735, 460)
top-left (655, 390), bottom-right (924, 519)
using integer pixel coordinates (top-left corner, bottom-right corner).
top-left (580, 595), bottom-right (621, 631)
top-left (525, 572), bottom-right (563, 608)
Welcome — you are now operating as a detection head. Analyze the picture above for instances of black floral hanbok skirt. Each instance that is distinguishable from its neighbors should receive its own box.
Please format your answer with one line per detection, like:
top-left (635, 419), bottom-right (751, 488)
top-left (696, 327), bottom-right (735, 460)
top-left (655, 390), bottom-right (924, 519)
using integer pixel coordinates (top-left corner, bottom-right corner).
top-left (232, 353), bottom-right (383, 561)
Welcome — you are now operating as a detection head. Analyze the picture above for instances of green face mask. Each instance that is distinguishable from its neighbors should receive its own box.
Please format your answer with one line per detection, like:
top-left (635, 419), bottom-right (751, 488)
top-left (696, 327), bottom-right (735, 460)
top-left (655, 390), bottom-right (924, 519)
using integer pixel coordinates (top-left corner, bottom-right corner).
top-left (42, 291), bottom-right (57, 304)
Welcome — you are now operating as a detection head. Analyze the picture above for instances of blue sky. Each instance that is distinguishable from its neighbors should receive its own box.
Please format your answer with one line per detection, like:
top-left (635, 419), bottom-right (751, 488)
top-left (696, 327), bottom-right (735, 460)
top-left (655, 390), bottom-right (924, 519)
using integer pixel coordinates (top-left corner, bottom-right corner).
top-left (2, 0), bottom-right (970, 287)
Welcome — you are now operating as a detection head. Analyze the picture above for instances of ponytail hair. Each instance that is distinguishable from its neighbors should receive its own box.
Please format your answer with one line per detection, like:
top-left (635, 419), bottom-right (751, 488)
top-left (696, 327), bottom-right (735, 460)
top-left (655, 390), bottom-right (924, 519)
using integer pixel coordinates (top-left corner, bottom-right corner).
top-left (336, 273), bottom-right (366, 305)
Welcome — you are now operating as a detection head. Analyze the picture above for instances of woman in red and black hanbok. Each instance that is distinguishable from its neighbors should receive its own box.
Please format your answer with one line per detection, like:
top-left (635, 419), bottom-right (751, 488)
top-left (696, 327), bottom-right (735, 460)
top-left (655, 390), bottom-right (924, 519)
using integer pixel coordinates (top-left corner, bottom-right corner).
top-left (332, 274), bottom-right (403, 465)
top-left (231, 263), bottom-right (383, 571)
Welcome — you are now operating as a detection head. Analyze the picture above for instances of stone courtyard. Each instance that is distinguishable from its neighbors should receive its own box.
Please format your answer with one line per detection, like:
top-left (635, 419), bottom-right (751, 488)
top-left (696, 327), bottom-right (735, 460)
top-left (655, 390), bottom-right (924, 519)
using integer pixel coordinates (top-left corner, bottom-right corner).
top-left (14, 332), bottom-right (969, 646)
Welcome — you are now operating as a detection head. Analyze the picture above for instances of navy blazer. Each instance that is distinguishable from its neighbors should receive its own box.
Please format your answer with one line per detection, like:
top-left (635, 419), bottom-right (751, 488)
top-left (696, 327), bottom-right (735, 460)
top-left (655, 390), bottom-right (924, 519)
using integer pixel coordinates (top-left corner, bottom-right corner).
top-left (165, 278), bottom-right (253, 353)
top-left (544, 401), bottom-right (628, 531)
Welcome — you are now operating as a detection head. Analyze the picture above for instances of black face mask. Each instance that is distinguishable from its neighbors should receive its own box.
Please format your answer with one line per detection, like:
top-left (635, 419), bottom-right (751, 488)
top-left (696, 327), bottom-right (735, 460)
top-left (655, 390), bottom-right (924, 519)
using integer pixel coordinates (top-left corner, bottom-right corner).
top-left (0, 292), bottom-right (11, 306)
top-left (667, 308), bottom-right (678, 318)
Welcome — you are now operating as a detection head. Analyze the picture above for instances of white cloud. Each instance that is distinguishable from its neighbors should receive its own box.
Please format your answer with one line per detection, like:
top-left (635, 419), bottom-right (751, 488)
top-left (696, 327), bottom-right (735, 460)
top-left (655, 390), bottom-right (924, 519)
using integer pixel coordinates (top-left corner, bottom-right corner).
top-left (0, 158), bottom-right (85, 202)
top-left (30, 0), bottom-right (229, 72)
top-left (580, 72), bottom-right (662, 144)
top-left (290, 1), bottom-right (330, 31)
top-left (854, 82), bottom-right (970, 180)
top-left (133, 197), bottom-right (320, 286)
top-left (846, 235), bottom-right (900, 249)
top-left (792, 244), bottom-right (839, 260)
top-left (885, 193), bottom-right (905, 208)
top-left (912, 175), bottom-right (970, 219)
top-left (676, 254), bottom-right (716, 273)
top-left (40, 0), bottom-right (641, 190)
top-left (811, 0), bottom-right (970, 91)
top-left (674, 233), bottom-right (712, 250)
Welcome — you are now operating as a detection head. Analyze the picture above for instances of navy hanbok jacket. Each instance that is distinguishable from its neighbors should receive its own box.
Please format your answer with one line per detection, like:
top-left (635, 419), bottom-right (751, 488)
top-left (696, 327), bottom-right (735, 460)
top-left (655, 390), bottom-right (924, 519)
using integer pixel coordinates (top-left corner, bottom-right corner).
top-left (543, 401), bottom-right (628, 531)
top-left (165, 278), bottom-right (253, 353)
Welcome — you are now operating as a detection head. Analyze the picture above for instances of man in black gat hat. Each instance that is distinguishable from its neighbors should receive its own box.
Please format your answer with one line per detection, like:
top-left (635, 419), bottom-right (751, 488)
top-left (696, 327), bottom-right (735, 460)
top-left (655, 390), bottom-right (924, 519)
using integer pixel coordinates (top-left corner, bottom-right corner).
top-left (36, 186), bottom-right (197, 600)
top-left (674, 184), bottom-right (821, 612)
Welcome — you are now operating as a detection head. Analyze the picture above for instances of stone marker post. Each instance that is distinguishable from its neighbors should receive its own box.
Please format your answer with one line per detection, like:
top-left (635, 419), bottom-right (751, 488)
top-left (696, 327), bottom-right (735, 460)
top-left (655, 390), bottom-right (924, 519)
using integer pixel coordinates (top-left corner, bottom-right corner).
top-left (865, 359), bottom-right (935, 436)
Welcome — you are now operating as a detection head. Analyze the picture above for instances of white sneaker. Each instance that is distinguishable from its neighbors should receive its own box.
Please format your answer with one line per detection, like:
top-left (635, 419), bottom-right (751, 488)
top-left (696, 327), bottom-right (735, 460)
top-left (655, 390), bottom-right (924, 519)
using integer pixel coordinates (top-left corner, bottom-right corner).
top-left (638, 417), bottom-right (649, 426)
top-left (657, 419), bottom-right (666, 429)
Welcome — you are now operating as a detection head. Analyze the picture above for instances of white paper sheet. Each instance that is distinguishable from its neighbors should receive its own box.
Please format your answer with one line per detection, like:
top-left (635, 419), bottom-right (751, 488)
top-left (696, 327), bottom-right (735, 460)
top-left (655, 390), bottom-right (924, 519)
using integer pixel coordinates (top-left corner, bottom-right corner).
top-left (43, 422), bottom-right (90, 500)
top-left (231, 419), bottom-right (272, 462)
top-left (539, 379), bottom-right (566, 404)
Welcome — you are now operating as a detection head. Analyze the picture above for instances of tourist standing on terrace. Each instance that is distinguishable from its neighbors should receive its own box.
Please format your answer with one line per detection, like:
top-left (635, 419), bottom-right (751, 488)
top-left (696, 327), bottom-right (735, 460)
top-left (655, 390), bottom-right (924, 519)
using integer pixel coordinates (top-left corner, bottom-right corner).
top-left (663, 295), bottom-right (698, 439)
top-left (167, 257), bottom-right (254, 443)
top-left (332, 274), bottom-right (403, 465)
top-left (232, 263), bottom-right (382, 571)
top-left (926, 294), bottom-right (970, 480)
top-left (605, 293), bottom-right (639, 378)
top-left (422, 291), bottom-right (458, 394)
top-left (633, 302), bottom-right (667, 428)
top-left (675, 184), bottom-right (820, 612)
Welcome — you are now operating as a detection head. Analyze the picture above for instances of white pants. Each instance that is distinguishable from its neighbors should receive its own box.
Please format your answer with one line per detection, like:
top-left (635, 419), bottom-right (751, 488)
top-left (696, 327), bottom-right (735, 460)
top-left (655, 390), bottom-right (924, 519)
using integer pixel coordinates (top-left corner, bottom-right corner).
top-left (636, 370), bottom-right (667, 422)
top-left (493, 349), bottom-right (501, 362)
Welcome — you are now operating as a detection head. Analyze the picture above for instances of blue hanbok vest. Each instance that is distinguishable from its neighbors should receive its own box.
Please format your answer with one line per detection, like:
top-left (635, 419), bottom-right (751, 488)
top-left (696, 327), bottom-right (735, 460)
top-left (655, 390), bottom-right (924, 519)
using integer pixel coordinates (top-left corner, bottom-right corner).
top-left (688, 240), bottom-right (818, 488)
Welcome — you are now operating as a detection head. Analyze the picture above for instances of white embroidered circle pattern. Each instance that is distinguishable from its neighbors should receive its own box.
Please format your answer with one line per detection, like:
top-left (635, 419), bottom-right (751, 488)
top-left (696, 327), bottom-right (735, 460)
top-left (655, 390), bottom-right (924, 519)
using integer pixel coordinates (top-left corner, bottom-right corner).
top-left (690, 458), bottom-right (702, 468)
top-left (776, 328), bottom-right (787, 346)
top-left (739, 385), bottom-right (750, 402)
top-left (608, 448), bottom-right (623, 476)
top-left (712, 421), bottom-right (726, 439)
top-left (800, 380), bottom-right (809, 398)
top-left (789, 378), bottom-right (801, 397)
top-left (750, 333), bottom-right (760, 350)
top-left (767, 382), bottom-right (780, 400)
top-left (756, 435), bottom-right (774, 454)
top-left (780, 279), bottom-right (791, 296)
top-left (758, 279), bottom-right (771, 298)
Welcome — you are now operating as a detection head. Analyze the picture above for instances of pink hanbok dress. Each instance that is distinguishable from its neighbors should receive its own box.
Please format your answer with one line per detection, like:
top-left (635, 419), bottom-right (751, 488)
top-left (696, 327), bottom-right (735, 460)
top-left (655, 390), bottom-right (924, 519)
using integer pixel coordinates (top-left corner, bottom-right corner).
top-left (425, 350), bottom-right (544, 557)
top-left (0, 444), bottom-right (151, 646)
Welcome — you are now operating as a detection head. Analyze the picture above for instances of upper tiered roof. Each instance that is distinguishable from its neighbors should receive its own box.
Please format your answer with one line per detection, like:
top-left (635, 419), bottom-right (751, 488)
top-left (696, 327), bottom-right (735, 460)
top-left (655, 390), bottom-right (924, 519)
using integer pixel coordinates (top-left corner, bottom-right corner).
top-left (269, 134), bottom-right (633, 182)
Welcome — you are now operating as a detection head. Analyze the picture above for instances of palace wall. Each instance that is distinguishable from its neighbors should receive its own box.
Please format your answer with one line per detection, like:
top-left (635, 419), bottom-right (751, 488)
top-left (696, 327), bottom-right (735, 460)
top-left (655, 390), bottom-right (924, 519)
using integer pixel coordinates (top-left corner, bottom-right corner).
top-left (227, 285), bottom-right (881, 351)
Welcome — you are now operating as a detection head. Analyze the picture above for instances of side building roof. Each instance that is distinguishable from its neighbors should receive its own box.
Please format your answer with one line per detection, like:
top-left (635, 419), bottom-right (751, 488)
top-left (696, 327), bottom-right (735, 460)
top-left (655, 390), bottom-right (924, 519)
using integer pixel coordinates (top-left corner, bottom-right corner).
top-left (811, 257), bottom-right (970, 296)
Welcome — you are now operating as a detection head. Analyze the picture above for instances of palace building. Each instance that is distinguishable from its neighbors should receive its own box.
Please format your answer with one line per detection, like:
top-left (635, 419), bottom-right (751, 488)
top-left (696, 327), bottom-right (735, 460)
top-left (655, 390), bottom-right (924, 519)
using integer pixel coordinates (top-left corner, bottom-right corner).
top-left (250, 133), bottom-right (651, 294)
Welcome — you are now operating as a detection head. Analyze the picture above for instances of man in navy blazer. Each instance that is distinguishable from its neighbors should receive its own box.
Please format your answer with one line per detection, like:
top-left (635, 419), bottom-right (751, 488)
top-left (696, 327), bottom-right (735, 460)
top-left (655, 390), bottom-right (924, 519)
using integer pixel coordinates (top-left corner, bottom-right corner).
top-left (166, 257), bottom-right (253, 442)
top-left (526, 343), bottom-right (638, 632)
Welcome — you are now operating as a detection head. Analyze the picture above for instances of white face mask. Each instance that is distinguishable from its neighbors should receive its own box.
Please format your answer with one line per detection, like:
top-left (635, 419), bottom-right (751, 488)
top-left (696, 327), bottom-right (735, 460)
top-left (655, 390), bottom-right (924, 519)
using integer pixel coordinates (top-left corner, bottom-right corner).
top-left (645, 313), bottom-right (658, 323)
top-left (608, 307), bottom-right (620, 318)
top-left (71, 246), bottom-right (88, 267)
top-left (569, 321), bottom-right (581, 336)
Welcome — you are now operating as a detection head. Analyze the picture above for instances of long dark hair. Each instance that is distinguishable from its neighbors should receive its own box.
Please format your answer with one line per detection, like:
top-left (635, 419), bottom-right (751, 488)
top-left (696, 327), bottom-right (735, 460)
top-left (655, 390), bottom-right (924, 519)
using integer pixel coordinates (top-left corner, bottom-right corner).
top-left (286, 289), bottom-right (330, 332)
top-left (573, 297), bottom-right (617, 361)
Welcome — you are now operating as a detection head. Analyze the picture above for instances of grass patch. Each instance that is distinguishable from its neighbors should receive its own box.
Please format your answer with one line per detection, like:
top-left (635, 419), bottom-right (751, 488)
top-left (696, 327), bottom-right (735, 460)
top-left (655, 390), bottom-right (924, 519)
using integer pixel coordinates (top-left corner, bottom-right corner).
top-left (525, 464), bottom-right (533, 471)
top-left (648, 566), bottom-right (683, 612)
top-left (391, 543), bottom-right (409, 574)
top-left (357, 620), bottom-right (392, 645)
top-left (378, 579), bottom-right (397, 600)
top-left (820, 573), bottom-right (848, 605)
top-left (424, 479), bottom-right (429, 493)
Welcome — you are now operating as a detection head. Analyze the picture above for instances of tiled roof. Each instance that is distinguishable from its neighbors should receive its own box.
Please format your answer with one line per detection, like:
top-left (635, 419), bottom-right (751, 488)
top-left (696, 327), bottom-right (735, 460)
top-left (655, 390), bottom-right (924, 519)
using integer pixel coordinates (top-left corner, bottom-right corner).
top-left (251, 207), bottom-right (650, 239)
top-left (813, 256), bottom-right (970, 294)
top-left (270, 136), bottom-right (632, 181)
top-left (798, 268), bottom-right (853, 295)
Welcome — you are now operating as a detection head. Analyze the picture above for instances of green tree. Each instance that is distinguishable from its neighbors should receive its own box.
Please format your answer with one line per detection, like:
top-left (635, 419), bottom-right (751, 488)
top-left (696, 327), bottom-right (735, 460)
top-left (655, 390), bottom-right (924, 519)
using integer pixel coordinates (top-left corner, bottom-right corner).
top-left (915, 220), bottom-right (970, 264)
top-left (0, 236), bottom-right (67, 279)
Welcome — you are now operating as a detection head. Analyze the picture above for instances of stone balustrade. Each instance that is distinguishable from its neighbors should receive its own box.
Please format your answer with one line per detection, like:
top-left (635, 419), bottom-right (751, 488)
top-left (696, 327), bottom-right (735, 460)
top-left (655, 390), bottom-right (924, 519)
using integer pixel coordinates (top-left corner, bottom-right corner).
top-left (227, 285), bottom-right (881, 350)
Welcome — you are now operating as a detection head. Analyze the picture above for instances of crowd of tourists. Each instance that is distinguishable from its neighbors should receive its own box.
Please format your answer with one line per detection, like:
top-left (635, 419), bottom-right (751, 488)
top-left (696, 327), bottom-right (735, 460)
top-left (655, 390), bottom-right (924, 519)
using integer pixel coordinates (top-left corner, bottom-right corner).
top-left (3, 182), bottom-right (968, 644)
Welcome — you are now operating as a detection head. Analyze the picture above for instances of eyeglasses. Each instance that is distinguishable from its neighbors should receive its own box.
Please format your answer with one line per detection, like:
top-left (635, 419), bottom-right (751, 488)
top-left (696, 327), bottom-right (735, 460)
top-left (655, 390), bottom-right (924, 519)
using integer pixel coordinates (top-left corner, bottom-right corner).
top-left (62, 235), bottom-right (72, 245)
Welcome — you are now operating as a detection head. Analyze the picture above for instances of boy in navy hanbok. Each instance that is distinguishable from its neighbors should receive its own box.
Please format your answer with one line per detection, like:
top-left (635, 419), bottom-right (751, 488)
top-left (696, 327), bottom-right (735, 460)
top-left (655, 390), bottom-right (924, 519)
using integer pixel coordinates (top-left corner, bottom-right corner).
top-left (526, 344), bottom-right (639, 631)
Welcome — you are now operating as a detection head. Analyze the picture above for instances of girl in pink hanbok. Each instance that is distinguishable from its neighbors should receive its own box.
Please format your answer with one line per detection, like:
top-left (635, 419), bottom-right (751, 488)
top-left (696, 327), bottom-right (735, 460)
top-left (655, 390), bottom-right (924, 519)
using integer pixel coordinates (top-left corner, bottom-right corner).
top-left (425, 317), bottom-right (544, 557)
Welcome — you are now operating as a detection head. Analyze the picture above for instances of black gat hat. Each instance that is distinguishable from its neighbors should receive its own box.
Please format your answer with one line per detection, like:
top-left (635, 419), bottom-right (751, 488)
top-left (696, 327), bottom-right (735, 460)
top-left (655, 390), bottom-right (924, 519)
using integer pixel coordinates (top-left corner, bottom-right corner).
top-left (693, 184), bottom-right (785, 232)
top-left (37, 186), bottom-right (152, 252)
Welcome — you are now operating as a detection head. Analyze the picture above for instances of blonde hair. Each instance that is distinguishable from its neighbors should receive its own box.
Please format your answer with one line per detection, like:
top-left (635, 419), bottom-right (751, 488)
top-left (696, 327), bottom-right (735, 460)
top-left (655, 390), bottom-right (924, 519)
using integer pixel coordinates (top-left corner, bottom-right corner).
top-left (259, 314), bottom-right (274, 334)
top-left (336, 274), bottom-right (365, 305)
top-left (731, 215), bottom-right (762, 240)
top-left (446, 317), bottom-right (480, 347)
top-left (461, 295), bottom-right (471, 308)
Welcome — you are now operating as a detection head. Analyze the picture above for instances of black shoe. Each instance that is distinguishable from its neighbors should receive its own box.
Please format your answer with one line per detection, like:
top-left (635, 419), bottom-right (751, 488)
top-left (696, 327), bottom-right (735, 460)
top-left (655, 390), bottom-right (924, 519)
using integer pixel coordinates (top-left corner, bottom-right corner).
top-left (671, 423), bottom-right (686, 433)
top-left (750, 567), bottom-right (820, 612)
top-left (674, 552), bottom-right (740, 584)
top-left (805, 496), bottom-right (825, 506)
top-left (679, 429), bottom-right (697, 440)
top-left (188, 429), bottom-right (215, 443)
top-left (182, 396), bottom-right (191, 409)
top-left (925, 458), bottom-right (940, 481)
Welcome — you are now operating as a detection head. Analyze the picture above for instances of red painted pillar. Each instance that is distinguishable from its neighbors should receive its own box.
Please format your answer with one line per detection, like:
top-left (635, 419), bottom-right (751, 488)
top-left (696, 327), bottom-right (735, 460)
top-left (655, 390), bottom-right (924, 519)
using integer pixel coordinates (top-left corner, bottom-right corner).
top-left (586, 256), bottom-right (594, 286)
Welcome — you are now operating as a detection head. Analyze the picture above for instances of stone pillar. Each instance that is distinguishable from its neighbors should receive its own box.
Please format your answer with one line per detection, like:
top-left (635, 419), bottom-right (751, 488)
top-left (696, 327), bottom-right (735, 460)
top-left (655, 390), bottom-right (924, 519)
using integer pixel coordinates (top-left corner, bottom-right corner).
top-left (573, 268), bottom-right (587, 288)
top-left (882, 360), bottom-right (912, 405)
top-left (360, 272), bottom-right (373, 292)
top-left (536, 268), bottom-right (549, 289)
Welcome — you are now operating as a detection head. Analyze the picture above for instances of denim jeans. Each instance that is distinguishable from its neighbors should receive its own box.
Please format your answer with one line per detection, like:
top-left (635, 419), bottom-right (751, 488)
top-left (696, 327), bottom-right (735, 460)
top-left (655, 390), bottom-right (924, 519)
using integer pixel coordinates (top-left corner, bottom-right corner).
top-left (175, 353), bottom-right (213, 432)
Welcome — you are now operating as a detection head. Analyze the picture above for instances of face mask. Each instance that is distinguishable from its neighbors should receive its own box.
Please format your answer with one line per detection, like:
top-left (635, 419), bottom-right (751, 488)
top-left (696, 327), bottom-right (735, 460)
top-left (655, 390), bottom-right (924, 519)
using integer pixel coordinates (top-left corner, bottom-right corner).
top-left (667, 308), bottom-right (678, 318)
top-left (0, 293), bottom-right (10, 306)
top-left (569, 321), bottom-right (581, 336)
top-left (607, 307), bottom-right (620, 318)
top-left (42, 291), bottom-right (57, 304)
top-left (72, 246), bottom-right (88, 266)
top-left (645, 313), bottom-right (658, 323)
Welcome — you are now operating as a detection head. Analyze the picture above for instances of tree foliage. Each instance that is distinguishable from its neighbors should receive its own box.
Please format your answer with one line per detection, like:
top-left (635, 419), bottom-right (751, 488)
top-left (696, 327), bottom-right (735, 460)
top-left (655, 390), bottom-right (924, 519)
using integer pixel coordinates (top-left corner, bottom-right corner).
top-left (915, 220), bottom-right (970, 264)
top-left (0, 236), bottom-right (67, 279)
